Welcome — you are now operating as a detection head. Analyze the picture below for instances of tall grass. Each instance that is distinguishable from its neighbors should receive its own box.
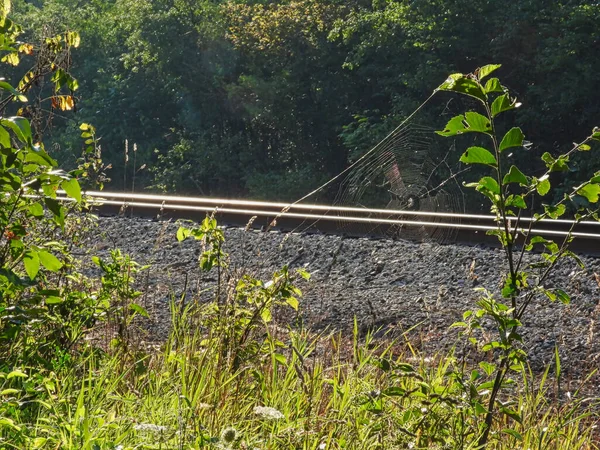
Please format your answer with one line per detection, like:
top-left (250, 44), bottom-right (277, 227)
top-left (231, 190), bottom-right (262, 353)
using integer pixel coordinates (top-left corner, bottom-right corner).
top-left (2, 297), bottom-right (598, 449)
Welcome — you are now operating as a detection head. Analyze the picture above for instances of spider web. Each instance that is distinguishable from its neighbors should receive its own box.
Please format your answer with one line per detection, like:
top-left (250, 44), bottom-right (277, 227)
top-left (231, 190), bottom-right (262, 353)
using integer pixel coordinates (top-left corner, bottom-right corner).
top-left (287, 93), bottom-right (468, 246)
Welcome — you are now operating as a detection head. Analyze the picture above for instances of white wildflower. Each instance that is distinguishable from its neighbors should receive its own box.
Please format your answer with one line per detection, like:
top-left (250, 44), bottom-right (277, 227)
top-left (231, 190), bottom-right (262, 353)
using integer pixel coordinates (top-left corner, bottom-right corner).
top-left (253, 406), bottom-right (285, 420)
top-left (134, 423), bottom-right (168, 433)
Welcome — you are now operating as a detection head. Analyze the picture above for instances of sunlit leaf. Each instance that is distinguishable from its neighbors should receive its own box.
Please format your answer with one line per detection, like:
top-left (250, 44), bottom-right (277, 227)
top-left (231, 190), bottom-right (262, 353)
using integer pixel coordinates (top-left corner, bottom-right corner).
top-left (460, 146), bottom-right (497, 166)
top-left (536, 178), bottom-right (551, 196)
top-left (503, 165), bottom-right (529, 186)
top-left (438, 73), bottom-right (486, 102)
top-left (24, 251), bottom-right (40, 279)
top-left (577, 183), bottom-right (600, 203)
top-left (477, 64), bottom-right (502, 80)
top-left (38, 250), bottom-right (62, 272)
top-left (491, 94), bottom-right (521, 117)
top-left (499, 128), bottom-right (524, 152)
top-left (61, 177), bottom-right (81, 202)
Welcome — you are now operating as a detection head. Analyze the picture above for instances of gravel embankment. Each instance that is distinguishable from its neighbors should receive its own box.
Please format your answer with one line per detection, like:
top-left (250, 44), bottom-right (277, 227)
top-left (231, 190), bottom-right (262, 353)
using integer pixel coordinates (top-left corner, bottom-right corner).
top-left (83, 216), bottom-right (600, 384)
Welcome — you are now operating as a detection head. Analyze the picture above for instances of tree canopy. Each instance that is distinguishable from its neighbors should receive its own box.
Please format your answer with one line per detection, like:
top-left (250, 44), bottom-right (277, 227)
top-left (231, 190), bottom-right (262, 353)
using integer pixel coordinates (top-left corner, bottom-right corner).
top-left (10, 0), bottom-right (600, 204)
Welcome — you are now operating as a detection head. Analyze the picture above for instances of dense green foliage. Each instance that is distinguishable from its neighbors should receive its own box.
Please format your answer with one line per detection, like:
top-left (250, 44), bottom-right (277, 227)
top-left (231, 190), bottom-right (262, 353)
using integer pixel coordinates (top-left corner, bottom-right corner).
top-left (8, 0), bottom-right (600, 202)
top-left (436, 64), bottom-right (599, 446)
top-left (1, 3), bottom-right (600, 449)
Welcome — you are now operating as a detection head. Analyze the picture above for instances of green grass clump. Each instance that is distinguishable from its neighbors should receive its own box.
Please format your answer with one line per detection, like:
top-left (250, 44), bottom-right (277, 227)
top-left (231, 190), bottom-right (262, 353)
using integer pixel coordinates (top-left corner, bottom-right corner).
top-left (1, 303), bottom-right (598, 449)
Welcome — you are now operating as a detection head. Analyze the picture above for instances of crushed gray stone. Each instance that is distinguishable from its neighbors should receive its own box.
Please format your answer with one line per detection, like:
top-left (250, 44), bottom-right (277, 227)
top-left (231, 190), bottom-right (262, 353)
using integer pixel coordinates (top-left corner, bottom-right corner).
top-left (82, 215), bottom-right (600, 387)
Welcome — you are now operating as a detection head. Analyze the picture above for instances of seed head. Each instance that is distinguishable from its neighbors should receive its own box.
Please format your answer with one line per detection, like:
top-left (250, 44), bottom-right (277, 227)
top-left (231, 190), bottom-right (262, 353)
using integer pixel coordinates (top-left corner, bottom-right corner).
top-left (221, 427), bottom-right (238, 444)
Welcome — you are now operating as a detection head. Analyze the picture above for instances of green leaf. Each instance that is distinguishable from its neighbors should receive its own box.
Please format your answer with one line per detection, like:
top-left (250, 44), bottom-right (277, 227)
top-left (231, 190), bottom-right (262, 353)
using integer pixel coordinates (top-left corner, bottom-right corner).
top-left (484, 77), bottom-right (503, 93)
top-left (578, 143), bottom-right (591, 151)
top-left (491, 94), bottom-right (521, 118)
top-left (438, 73), bottom-right (486, 102)
top-left (577, 184), bottom-right (600, 203)
top-left (500, 407), bottom-right (522, 424)
top-left (460, 146), bottom-right (497, 166)
top-left (502, 429), bottom-right (523, 441)
top-left (1, 388), bottom-right (20, 396)
top-left (24, 251), bottom-right (40, 280)
top-left (176, 227), bottom-right (191, 242)
top-left (543, 204), bottom-right (566, 219)
top-left (28, 202), bottom-right (44, 217)
top-left (0, 125), bottom-right (10, 148)
top-left (437, 113), bottom-right (492, 137)
top-left (129, 303), bottom-right (150, 318)
top-left (555, 289), bottom-right (570, 305)
top-left (506, 194), bottom-right (527, 209)
top-left (592, 128), bottom-right (600, 141)
top-left (61, 178), bottom-right (82, 203)
top-left (0, 80), bottom-right (27, 102)
top-left (541, 152), bottom-right (569, 172)
top-left (1, 117), bottom-right (32, 145)
top-left (477, 176), bottom-right (500, 194)
top-left (45, 296), bottom-right (63, 305)
top-left (536, 178), bottom-right (551, 196)
top-left (286, 296), bottom-right (299, 310)
top-left (0, 417), bottom-right (21, 431)
top-left (499, 128), bottom-right (525, 152)
top-left (38, 250), bottom-right (62, 272)
top-left (477, 64), bottom-right (502, 80)
top-left (464, 111), bottom-right (492, 133)
top-left (503, 166), bottom-right (529, 186)
top-left (7, 370), bottom-right (28, 379)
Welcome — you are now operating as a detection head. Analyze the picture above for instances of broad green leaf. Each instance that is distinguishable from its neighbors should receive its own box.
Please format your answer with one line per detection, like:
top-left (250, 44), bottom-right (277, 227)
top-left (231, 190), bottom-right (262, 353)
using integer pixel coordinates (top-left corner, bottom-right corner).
top-left (0, 80), bottom-right (27, 102)
top-left (1, 117), bottom-right (32, 145)
top-left (286, 296), bottom-right (299, 310)
top-left (28, 202), bottom-right (44, 217)
top-left (491, 94), bottom-right (521, 117)
top-left (460, 146), bottom-right (497, 166)
top-left (38, 250), bottom-right (62, 271)
top-left (543, 204), bottom-right (566, 219)
top-left (577, 184), bottom-right (600, 203)
top-left (61, 178), bottom-right (81, 203)
top-left (24, 251), bottom-right (40, 280)
top-left (578, 143), bottom-right (591, 151)
top-left (0, 125), bottom-right (10, 148)
top-left (477, 176), bottom-right (500, 194)
top-left (592, 128), bottom-right (600, 141)
top-left (499, 128), bottom-right (525, 152)
top-left (484, 77), bottom-right (503, 93)
top-left (536, 178), bottom-right (551, 196)
top-left (506, 194), bottom-right (527, 209)
top-left (438, 73), bottom-right (486, 102)
top-left (436, 112), bottom-right (491, 137)
top-left (45, 296), bottom-right (63, 304)
top-left (541, 152), bottom-right (569, 172)
top-left (464, 111), bottom-right (492, 133)
top-left (503, 165), bottom-right (529, 186)
top-left (477, 64), bottom-right (501, 80)
top-left (176, 227), bottom-right (191, 242)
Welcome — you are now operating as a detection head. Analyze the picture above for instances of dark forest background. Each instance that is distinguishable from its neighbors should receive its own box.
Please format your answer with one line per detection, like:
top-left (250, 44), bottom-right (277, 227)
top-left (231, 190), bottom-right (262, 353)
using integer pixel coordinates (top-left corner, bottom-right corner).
top-left (9, 0), bottom-right (600, 204)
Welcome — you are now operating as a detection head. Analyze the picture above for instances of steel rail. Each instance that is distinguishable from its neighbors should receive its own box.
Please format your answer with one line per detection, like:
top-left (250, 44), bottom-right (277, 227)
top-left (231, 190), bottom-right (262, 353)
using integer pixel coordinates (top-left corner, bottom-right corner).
top-left (48, 191), bottom-right (600, 252)
top-left (66, 197), bottom-right (600, 240)
top-left (59, 190), bottom-right (600, 227)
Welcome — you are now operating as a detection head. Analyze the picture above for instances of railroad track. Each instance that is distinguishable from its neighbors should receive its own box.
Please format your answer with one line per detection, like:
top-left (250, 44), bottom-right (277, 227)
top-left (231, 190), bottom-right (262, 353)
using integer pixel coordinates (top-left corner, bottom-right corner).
top-left (58, 190), bottom-right (600, 253)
